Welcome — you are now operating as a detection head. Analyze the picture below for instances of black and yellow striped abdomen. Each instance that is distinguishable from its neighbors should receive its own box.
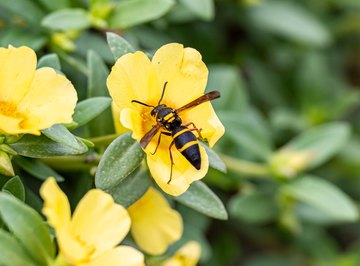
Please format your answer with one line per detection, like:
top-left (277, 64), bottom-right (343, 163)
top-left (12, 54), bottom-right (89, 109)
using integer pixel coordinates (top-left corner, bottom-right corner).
top-left (172, 126), bottom-right (201, 170)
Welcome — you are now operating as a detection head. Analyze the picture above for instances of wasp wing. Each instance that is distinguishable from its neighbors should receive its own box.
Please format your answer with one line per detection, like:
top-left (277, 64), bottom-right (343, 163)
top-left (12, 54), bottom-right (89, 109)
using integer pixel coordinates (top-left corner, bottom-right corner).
top-left (176, 91), bottom-right (220, 114)
top-left (139, 124), bottom-right (161, 149)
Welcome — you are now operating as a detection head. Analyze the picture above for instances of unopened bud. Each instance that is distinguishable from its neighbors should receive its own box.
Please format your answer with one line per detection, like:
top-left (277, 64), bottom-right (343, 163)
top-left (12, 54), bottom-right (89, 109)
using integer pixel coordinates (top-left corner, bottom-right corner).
top-left (269, 149), bottom-right (314, 179)
top-left (0, 151), bottom-right (14, 176)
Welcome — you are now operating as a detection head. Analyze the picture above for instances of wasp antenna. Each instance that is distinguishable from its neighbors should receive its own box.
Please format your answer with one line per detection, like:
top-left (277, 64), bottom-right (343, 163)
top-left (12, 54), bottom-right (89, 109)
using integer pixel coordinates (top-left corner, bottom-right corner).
top-left (158, 81), bottom-right (168, 105)
top-left (131, 100), bottom-right (154, 108)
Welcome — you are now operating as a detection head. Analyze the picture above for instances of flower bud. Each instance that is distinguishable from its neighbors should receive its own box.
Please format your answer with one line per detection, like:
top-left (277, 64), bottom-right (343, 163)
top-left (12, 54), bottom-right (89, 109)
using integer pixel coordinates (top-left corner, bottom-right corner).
top-left (269, 149), bottom-right (314, 179)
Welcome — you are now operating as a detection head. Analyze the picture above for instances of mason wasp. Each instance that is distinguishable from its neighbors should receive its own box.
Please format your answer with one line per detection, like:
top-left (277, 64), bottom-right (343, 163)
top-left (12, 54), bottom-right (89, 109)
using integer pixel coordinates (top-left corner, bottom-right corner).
top-left (131, 82), bottom-right (220, 184)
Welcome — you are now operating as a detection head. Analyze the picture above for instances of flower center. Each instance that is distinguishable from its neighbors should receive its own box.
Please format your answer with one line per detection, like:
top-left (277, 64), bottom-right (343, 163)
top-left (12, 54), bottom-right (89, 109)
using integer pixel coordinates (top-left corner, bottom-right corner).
top-left (74, 234), bottom-right (97, 263)
top-left (0, 101), bottom-right (25, 119)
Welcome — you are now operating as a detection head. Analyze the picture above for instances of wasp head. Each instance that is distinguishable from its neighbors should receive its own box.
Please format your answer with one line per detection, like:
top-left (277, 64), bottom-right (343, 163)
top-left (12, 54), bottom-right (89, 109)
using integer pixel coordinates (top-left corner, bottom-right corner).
top-left (151, 104), bottom-right (166, 117)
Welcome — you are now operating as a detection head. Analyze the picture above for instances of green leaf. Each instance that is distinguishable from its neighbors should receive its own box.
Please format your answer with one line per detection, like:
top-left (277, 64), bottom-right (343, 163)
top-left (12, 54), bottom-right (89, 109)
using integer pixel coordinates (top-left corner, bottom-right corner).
top-left (200, 142), bottom-right (226, 173)
top-left (95, 133), bottom-right (145, 189)
top-left (86, 51), bottom-right (114, 136)
top-left (37, 0), bottom-right (69, 11)
top-left (0, 28), bottom-right (47, 51)
top-left (11, 134), bottom-right (88, 158)
top-left (109, 0), bottom-right (175, 29)
top-left (249, 1), bottom-right (332, 47)
top-left (228, 191), bottom-right (278, 223)
top-left (283, 122), bottom-right (350, 168)
top-left (281, 175), bottom-right (359, 223)
top-left (175, 181), bottom-right (228, 220)
top-left (106, 32), bottom-right (135, 60)
top-left (0, 192), bottom-right (55, 265)
top-left (180, 0), bottom-right (214, 20)
top-left (0, 0), bottom-right (45, 25)
top-left (207, 64), bottom-right (248, 112)
top-left (2, 176), bottom-right (25, 202)
top-left (42, 8), bottom-right (92, 31)
top-left (104, 167), bottom-right (151, 208)
top-left (0, 229), bottom-right (38, 266)
top-left (12, 156), bottom-right (64, 182)
top-left (219, 109), bottom-right (273, 160)
top-left (42, 124), bottom-right (88, 152)
top-left (73, 97), bottom-right (112, 127)
top-left (76, 32), bottom-right (114, 63)
top-left (37, 54), bottom-right (61, 71)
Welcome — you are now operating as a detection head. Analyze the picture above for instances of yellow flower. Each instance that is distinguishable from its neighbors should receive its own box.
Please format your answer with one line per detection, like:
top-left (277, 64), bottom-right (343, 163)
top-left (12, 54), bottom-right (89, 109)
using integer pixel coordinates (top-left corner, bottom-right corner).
top-left (128, 186), bottom-right (183, 255)
top-left (111, 101), bottom-right (129, 134)
top-left (107, 43), bottom-right (224, 196)
top-left (40, 177), bottom-right (144, 266)
top-left (162, 241), bottom-right (201, 266)
top-left (0, 45), bottom-right (77, 135)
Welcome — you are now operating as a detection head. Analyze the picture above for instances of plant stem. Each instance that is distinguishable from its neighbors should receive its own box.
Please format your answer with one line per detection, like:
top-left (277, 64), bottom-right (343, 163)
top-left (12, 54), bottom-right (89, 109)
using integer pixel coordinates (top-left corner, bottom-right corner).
top-left (41, 154), bottom-right (99, 172)
top-left (89, 133), bottom-right (120, 147)
top-left (219, 153), bottom-right (270, 177)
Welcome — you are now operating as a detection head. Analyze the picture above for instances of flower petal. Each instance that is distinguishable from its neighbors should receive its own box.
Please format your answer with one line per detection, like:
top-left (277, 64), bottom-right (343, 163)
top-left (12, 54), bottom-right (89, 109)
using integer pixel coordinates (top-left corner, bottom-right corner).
top-left (151, 43), bottom-right (208, 108)
top-left (181, 102), bottom-right (225, 148)
top-left (17, 67), bottom-right (77, 132)
top-left (162, 241), bottom-right (201, 266)
top-left (81, 246), bottom-right (144, 266)
top-left (147, 143), bottom-right (209, 196)
top-left (0, 46), bottom-right (36, 104)
top-left (57, 230), bottom-right (91, 265)
top-left (40, 177), bottom-right (71, 231)
top-left (70, 189), bottom-right (131, 255)
top-left (128, 187), bottom-right (183, 255)
top-left (112, 101), bottom-right (129, 135)
top-left (107, 51), bottom-right (160, 111)
top-left (0, 114), bottom-right (25, 135)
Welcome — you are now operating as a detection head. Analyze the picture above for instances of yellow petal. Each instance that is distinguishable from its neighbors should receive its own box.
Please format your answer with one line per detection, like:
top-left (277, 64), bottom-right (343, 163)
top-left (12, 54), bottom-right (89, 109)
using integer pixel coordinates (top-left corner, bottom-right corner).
top-left (107, 51), bottom-right (160, 111)
top-left (128, 187), bottom-right (183, 255)
top-left (181, 102), bottom-right (225, 148)
top-left (40, 177), bottom-right (71, 231)
top-left (0, 46), bottom-right (36, 103)
top-left (56, 230), bottom-right (91, 265)
top-left (81, 246), bottom-right (144, 266)
top-left (147, 143), bottom-right (209, 196)
top-left (0, 114), bottom-right (25, 135)
top-left (17, 67), bottom-right (77, 132)
top-left (151, 43), bottom-right (208, 109)
top-left (162, 241), bottom-right (201, 266)
top-left (111, 101), bottom-right (129, 135)
top-left (70, 189), bottom-right (131, 256)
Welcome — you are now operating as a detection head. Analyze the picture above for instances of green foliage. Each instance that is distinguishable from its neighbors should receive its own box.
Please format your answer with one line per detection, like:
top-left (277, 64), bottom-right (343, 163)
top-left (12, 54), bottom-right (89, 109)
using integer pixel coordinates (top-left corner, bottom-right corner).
top-left (0, 193), bottom-right (55, 265)
top-left (42, 9), bottom-right (92, 31)
top-left (108, 0), bottom-right (175, 29)
top-left (73, 97), bottom-right (112, 127)
top-left (2, 0), bottom-right (360, 264)
top-left (95, 133), bottom-right (145, 189)
top-left (281, 175), bottom-right (358, 224)
top-left (175, 181), bottom-right (228, 220)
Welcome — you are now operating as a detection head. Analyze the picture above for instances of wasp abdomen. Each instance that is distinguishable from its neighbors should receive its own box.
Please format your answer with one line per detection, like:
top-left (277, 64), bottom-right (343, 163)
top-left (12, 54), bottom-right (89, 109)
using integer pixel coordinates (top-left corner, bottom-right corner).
top-left (172, 126), bottom-right (201, 170)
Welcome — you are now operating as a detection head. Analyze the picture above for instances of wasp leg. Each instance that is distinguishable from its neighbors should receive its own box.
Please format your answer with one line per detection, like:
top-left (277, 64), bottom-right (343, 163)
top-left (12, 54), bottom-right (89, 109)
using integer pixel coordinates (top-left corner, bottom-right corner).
top-left (184, 122), bottom-right (204, 139)
top-left (151, 131), bottom-right (171, 155)
top-left (167, 140), bottom-right (175, 184)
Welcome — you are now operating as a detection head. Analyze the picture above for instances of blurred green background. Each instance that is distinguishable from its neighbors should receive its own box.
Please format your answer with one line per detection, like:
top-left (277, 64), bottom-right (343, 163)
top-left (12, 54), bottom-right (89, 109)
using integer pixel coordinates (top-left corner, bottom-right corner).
top-left (2, 0), bottom-right (360, 265)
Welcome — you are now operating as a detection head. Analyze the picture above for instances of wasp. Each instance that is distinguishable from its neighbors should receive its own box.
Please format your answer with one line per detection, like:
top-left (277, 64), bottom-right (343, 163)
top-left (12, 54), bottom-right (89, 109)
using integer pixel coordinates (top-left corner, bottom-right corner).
top-left (132, 81), bottom-right (220, 184)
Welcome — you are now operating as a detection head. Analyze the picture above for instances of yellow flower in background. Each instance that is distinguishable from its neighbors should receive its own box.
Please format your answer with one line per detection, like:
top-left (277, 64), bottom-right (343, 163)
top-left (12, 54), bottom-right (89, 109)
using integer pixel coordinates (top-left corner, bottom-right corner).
top-left (128, 187), bottom-right (183, 255)
top-left (40, 177), bottom-right (144, 266)
top-left (0, 45), bottom-right (77, 135)
top-left (162, 241), bottom-right (201, 266)
top-left (107, 43), bottom-right (224, 196)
